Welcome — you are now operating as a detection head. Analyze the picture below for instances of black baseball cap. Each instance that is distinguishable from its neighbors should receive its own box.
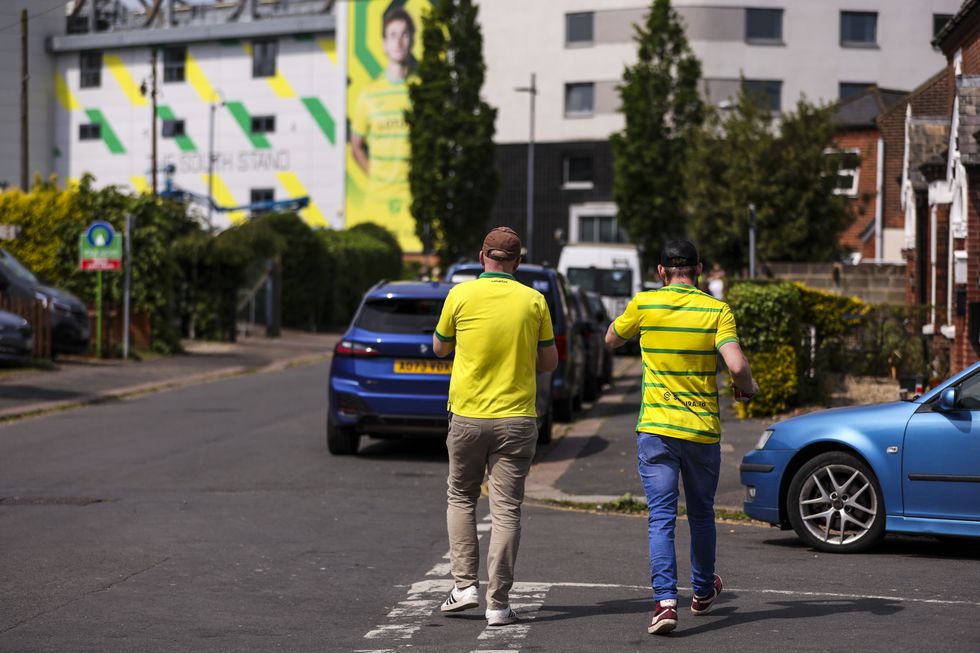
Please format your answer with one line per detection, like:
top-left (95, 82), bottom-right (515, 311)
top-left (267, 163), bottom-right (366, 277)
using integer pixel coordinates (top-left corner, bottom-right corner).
top-left (660, 239), bottom-right (700, 268)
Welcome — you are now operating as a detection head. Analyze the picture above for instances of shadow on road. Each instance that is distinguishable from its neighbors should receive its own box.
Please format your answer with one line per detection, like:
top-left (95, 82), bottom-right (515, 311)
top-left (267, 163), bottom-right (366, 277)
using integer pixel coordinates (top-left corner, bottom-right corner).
top-left (530, 594), bottom-right (903, 632)
top-left (357, 436), bottom-right (449, 463)
top-left (670, 597), bottom-right (903, 637)
top-left (762, 532), bottom-right (980, 561)
top-left (0, 385), bottom-right (87, 401)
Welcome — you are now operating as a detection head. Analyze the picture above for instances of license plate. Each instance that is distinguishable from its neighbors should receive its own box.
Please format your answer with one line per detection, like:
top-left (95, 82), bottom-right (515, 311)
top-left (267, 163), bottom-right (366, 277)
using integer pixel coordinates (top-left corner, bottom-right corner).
top-left (394, 359), bottom-right (452, 375)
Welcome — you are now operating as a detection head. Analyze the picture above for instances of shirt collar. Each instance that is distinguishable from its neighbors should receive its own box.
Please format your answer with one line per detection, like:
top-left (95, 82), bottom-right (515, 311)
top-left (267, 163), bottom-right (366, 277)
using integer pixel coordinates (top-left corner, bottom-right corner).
top-left (479, 272), bottom-right (515, 280)
top-left (669, 282), bottom-right (696, 289)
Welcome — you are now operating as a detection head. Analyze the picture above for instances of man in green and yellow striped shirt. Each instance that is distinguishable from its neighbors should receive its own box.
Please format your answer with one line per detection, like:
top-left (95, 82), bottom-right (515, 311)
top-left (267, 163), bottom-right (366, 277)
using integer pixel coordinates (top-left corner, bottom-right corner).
top-left (605, 239), bottom-right (757, 636)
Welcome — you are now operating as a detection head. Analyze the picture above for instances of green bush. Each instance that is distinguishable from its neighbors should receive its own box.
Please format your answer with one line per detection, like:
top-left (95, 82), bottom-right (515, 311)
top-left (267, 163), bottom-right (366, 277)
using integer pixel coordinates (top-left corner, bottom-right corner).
top-left (736, 345), bottom-right (798, 418)
top-left (726, 281), bottom-right (801, 351)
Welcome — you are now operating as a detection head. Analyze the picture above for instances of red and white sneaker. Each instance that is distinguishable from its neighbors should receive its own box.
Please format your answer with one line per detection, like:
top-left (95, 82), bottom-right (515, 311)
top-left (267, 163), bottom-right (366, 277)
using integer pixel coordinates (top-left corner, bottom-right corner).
top-left (648, 599), bottom-right (678, 635)
top-left (691, 574), bottom-right (723, 615)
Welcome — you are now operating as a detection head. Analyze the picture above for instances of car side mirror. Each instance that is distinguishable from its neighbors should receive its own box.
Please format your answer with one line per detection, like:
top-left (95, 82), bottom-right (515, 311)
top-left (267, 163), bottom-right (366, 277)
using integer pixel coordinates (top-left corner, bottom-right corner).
top-left (937, 387), bottom-right (959, 412)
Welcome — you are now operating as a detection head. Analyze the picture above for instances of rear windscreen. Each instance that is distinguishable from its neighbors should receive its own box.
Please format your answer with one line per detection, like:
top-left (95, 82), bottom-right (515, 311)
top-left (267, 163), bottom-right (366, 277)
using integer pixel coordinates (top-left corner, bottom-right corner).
top-left (356, 298), bottom-right (445, 334)
top-left (515, 270), bottom-right (558, 324)
top-left (567, 267), bottom-right (632, 297)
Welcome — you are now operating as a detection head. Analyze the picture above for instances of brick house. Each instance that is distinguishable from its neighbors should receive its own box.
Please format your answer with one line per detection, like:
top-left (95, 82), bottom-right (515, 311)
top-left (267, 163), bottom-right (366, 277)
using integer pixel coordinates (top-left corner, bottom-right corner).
top-left (900, 0), bottom-right (980, 373)
top-left (831, 87), bottom-right (908, 261)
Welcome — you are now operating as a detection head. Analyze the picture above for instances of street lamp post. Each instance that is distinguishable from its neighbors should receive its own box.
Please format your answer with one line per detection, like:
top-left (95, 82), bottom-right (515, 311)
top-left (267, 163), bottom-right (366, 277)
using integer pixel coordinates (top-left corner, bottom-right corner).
top-left (207, 93), bottom-right (223, 232)
top-left (515, 73), bottom-right (537, 262)
top-left (748, 203), bottom-right (757, 279)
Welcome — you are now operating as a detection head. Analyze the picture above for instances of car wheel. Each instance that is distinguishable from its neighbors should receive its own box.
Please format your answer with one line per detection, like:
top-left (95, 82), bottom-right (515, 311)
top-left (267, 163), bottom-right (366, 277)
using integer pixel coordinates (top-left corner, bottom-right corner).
top-left (786, 451), bottom-right (885, 553)
top-left (537, 407), bottom-right (553, 445)
top-left (326, 414), bottom-right (360, 455)
top-left (553, 395), bottom-right (574, 423)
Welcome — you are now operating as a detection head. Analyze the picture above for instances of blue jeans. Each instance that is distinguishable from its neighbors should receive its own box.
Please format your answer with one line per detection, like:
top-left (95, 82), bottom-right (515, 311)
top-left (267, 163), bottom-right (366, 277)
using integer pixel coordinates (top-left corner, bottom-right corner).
top-left (637, 432), bottom-right (721, 601)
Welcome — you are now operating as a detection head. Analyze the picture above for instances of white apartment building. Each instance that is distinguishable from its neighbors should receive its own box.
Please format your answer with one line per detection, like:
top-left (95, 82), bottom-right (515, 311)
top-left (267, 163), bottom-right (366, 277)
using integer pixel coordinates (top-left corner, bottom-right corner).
top-left (477, 0), bottom-right (965, 265)
top-left (4, 0), bottom-right (344, 232)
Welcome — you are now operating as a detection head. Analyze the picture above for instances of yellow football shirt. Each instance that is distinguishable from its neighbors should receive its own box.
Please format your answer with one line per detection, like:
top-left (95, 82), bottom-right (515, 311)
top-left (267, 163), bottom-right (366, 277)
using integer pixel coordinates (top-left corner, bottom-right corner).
top-left (612, 283), bottom-right (739, 443)
top-left (435, 272), bottom-right (555, 418)
top-left (351, 76), bottom-right (412, 208)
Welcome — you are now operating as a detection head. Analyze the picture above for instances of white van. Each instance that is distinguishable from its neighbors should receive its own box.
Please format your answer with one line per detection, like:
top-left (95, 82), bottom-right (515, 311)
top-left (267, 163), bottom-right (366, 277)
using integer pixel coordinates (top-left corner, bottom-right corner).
top-left (557, 243), bottom-right (643, 319)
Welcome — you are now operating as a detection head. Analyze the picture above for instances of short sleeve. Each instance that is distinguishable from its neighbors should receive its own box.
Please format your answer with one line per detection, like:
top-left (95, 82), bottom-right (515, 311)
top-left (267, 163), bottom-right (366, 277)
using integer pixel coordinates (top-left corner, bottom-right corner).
top-left (612, 296), bottom-right (640, 341)
top-left (351, 88), bottom-right (370, 137)
top-left (435, 288), bottom-right (457, 342)
top-left (715, 303), bottom-right (739, 349)
top-left (537, 295), bottom-right (555, 346)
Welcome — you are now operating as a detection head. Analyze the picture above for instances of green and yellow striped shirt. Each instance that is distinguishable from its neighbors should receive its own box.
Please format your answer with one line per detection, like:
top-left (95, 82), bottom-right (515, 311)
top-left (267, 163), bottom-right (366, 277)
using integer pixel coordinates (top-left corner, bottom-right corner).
top-left (612, 283), bottom-right (739, 443)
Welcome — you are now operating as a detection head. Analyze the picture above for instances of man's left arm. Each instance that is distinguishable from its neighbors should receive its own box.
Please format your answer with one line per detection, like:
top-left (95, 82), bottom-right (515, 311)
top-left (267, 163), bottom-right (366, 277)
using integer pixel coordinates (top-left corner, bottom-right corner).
top-left (433, 291), bottom-right (456, 358)
top-left (433, 333), bottom-right (454, 357)
top-left (605, 297), bottom-right (639, 349)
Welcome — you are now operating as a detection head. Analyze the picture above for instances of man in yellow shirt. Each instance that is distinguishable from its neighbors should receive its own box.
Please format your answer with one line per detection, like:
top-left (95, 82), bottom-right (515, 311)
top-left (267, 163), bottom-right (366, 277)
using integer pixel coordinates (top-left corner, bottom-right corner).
top-left (433, 227), bottom-right (558, 627)
top-left (350, 9), bottom-right (414, 229)
top-left (605, 239), bottom-right (757, 636)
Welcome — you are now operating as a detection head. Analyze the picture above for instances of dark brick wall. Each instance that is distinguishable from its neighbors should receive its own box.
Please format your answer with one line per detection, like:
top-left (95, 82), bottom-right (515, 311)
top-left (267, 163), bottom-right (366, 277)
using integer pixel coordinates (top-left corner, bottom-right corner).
top-left (491, 140), bottom-right (614, 267)
top-left (833, 129), bottom-right (879, 257)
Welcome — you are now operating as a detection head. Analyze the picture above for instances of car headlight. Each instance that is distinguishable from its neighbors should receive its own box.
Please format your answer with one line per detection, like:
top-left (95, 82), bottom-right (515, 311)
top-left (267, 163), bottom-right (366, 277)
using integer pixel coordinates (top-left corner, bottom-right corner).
top-left (51, 300), bottom-right (73, 314)
top-left (755, 429), bottom-right (774, 450)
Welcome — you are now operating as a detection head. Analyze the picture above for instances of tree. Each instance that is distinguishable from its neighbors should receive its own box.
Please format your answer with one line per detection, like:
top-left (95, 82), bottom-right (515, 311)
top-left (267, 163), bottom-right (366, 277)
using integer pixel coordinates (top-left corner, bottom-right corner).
top-left (611, 0), bottom-right (705, 267)
top-left (407, 0), bottom-right (498, 269)
top-left (685, 87), bottom-right (858, 273)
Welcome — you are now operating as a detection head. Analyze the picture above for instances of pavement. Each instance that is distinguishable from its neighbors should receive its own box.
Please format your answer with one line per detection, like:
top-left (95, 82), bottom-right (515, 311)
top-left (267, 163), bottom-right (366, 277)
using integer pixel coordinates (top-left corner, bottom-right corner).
top-left (0, 331), bottom-right (766, 511)
top-left (0, 329), bottom-right (340, 422)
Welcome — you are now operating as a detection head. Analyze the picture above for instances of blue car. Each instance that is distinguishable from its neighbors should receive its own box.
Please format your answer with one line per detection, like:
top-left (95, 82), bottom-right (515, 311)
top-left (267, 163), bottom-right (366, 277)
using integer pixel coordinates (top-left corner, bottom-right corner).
top-left (326, 280), bottom-right (553, 455)
top-left (740, 359), bottom-right (980, 552)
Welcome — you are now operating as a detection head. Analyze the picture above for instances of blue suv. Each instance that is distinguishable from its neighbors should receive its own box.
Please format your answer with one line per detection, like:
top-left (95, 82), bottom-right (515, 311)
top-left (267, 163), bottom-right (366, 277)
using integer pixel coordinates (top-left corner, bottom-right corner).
top-left (327, 280), bottom-right (553, 455)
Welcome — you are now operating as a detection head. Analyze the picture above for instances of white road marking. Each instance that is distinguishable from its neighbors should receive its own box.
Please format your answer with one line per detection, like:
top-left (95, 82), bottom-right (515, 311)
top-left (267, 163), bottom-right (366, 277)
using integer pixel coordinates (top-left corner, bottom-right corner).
top-left (363, 576), bottom-right (980, 651)
top-left (425, 562), bottom-right (452, 577)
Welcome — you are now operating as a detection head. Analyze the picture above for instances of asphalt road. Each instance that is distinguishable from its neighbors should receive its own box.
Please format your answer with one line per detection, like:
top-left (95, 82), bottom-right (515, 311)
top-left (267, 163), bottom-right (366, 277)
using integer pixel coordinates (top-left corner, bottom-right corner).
top-left (1, 361), bottom-right (979, 652)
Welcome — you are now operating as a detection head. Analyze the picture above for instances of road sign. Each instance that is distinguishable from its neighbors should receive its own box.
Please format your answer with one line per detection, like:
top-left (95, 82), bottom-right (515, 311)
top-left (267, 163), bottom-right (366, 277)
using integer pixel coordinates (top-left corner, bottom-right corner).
top-left (79, 221), bottom-right (122, 271)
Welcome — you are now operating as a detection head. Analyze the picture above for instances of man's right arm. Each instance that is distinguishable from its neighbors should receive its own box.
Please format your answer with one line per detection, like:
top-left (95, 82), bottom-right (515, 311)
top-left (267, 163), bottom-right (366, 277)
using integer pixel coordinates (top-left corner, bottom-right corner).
top-left (719, 341), bottom-right (758, 400)
top-left (537, 344), bottom-right (558, 372)
top-left (351, 133), bottom-right (370, 174)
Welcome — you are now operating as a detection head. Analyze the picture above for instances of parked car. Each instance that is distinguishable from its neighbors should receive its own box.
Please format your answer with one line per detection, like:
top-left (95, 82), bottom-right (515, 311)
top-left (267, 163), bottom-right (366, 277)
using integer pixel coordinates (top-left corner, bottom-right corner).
top-left (568, 285), bottom-right (605, 402)
top-left (326, 280), bottom-right (553, 455)
top-left (0, 309), bottom-right (33, 363)
top-left (445, 262), bottom-right (585, 422)
top-left (740, 359), bottom-right (980, 553)
top-left (583, 289), bottom-right (614, 386)
top-left (0, 249), bottom-right (90, 355)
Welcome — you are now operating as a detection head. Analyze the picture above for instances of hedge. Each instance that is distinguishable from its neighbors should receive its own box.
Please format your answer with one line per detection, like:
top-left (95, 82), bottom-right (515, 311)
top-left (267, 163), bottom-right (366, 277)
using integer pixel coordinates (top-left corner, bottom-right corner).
top-left (727, 280), bottom-right (869, 416)
top-left (0, 177), bottom-right (405, 353)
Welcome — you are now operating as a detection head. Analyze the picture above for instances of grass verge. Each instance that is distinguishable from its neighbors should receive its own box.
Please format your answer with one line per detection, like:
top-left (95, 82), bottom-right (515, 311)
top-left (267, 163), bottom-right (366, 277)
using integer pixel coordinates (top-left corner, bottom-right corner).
top-left (537, 492), bottom-right (754, 523)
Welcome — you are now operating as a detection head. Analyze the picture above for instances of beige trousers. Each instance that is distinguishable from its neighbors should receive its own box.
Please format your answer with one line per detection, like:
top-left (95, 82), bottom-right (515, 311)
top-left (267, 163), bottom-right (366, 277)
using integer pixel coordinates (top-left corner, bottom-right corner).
top-left (446, 414), bottom-right (537, 609)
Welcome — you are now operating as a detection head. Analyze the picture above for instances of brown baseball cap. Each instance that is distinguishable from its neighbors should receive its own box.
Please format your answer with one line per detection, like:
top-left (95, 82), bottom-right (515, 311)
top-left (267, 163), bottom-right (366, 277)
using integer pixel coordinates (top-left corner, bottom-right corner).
top-left (482, 226), bottom-right (522, 261)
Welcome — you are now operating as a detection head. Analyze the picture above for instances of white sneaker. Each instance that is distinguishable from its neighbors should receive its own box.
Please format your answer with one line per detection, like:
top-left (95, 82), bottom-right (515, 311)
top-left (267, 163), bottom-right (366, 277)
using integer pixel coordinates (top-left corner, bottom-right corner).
top-left (486, 606), bottom-right (519, 626)
top-left (440, 585), bottom-right (479, 613)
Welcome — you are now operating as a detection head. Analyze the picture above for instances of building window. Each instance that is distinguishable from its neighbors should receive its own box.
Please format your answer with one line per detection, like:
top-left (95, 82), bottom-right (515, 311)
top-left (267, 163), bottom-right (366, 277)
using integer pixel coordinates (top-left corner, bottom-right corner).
top-left (839, 82), bottom-right (873, 100)
top-left (252, 38), bottom-right (278, 78)
top-left (79, 123), bottom-right (101, 140)
top-left (841, 11), bottom-right (877, 47)
top-left (251, 188), bottom-right (275, 204)
top-left (825, 148), bottom-right (861, 197)
top-left (162, 119), bottom-right (186, 138)
top-left (743, 79), bottom-right (782, 113)
top-left (578, 215), bottom-right (628, 244)
top-left (565, 83), bottom-right (594, 117)
top-left (566, 12), bottom-right (594, 46)
top-left (163, 46), bottom-right (186, 83)
top-left (563, 154), bottom-right (594, 189)
top-left (745, 8), bottom-right (783, 44)
top-left (250, 115), bottom-right (275, 134)
top-left (79, 51), bottom-right (102, 88)
top-left (933, 14), bottom-right (953, 40)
